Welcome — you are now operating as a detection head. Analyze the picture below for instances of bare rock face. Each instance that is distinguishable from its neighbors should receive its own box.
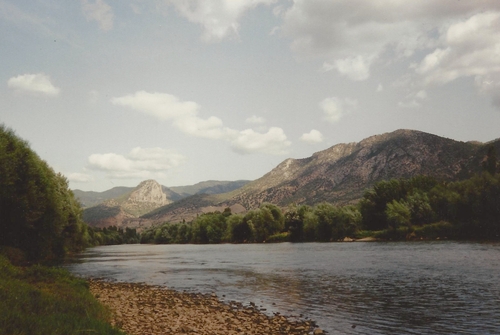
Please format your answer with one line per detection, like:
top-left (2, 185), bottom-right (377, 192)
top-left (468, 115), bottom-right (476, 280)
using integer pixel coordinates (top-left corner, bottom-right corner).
top-left (127, 180), bottom-right (170, 205)
top-left (83, 180), bottom-right (172, 227)
top-left (222, 129), bottom-right (487, 209)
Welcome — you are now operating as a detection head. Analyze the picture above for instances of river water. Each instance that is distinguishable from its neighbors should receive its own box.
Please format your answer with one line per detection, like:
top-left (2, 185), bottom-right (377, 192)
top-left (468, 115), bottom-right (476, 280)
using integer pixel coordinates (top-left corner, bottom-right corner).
top-left (66, 242), bottom-right (500, 335)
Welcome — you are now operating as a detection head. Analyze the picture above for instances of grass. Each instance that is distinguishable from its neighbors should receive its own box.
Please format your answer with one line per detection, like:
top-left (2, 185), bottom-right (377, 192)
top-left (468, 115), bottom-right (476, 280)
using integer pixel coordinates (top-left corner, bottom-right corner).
top-left (0, 250), bottom-right (124, 335)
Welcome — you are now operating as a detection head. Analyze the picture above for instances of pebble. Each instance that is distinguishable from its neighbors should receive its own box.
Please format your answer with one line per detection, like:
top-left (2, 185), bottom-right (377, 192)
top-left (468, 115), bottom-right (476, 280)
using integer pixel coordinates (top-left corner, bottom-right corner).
top-left (88, 279), bottom-right (316, 335)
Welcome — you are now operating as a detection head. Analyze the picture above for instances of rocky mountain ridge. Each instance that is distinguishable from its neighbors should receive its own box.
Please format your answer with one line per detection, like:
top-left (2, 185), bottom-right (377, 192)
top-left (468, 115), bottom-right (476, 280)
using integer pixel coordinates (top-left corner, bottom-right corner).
top-left (81, 129), bottom-right (499, 229)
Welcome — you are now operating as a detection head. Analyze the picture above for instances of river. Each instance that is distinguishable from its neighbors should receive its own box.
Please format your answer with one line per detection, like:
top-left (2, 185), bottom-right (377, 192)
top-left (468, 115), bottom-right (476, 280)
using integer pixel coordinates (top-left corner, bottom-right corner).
top-left (66, 242), bottom-right (500, 335)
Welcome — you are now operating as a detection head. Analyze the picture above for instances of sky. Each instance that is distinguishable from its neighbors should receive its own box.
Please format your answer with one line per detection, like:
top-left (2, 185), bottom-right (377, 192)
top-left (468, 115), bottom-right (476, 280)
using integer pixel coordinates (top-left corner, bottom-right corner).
top-left (1, 0), bottom-right (500, 192)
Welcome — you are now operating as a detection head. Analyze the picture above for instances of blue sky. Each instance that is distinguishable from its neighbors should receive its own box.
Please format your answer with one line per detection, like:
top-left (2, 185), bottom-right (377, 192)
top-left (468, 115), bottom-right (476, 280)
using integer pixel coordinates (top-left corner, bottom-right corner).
top-left (2, 0), bottom-right (500, 191)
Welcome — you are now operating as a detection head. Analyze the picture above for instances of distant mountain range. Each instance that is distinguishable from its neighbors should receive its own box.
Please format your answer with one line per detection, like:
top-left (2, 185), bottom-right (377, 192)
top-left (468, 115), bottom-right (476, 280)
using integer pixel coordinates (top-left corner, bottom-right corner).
top-left (77, 179), bottom-right (250, 228)
top-left (78, 129), bottom-right (500, 229)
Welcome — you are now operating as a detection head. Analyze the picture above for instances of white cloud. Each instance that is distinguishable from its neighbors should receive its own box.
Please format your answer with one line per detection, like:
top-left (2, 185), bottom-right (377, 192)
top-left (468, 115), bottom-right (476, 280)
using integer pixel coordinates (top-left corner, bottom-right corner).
top-left (377, 83), bottom-right (384, 92)
top-left (231, 127), bottom-right (291, 155)
top-left (300, 129), bottom-right (323, 144)
top-left (245, 115), bottom-right (266, 124)
top-left (111, 91), bottom-right (200, 121)
top-left (167, 0), bottom-right (276, 42)
top-left (7, 73), bottom-right (60, 97)
top-left (415, 12), bottom-right (500, 86)
top-left (320, 97), bottom-right (357, 123)
top-left (399, 90), bottom-right (428, 108)
top-left (112, 91), bottom-right (290, 155)
top-left (88, 147), bottom-right (186, 179)
top-left (111, 91), bottom-right (235, 140)
top-left (281, 0), bottom-right (500, 83)
top-left (67, 173), bottom-right (94, 183)
top-left (323, 55), bottom-right (374, 81)
top-left (82, 0), bottom-right (113, 31)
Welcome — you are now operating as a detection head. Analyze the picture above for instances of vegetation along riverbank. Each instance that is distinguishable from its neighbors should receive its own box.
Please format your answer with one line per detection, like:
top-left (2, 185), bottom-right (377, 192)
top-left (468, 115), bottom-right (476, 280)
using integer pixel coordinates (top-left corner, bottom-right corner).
top-left (1, 123), bottom-right (499, 334)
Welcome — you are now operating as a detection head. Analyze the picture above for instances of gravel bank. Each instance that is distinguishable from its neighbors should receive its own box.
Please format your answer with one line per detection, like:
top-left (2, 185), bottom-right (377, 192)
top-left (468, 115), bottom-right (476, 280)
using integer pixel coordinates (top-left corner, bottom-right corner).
top-left (89, 279), bottom-right (323, 335)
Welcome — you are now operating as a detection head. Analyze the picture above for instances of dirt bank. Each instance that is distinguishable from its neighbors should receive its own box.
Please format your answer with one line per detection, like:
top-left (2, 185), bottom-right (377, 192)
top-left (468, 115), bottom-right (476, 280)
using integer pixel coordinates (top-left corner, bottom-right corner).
top-left (89, 279), bottom-right (323, 335)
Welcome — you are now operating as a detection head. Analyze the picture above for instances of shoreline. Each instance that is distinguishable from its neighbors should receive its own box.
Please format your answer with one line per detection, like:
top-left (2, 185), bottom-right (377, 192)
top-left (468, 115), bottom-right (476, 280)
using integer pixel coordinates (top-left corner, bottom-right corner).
top-left (89, 279), bottom-right (324, 335)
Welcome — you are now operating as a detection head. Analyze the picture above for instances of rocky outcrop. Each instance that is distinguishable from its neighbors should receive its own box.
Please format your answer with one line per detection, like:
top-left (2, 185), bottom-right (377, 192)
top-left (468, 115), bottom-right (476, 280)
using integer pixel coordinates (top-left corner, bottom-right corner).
top-left (83, 180), bottom-right (174, 227)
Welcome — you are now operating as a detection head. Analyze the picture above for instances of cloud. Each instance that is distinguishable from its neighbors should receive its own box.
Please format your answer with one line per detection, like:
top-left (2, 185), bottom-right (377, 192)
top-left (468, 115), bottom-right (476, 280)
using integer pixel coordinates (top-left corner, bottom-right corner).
top-left (67, 173), bottom-right (94, 183)
top-left (300, 129), bottom-right (323, 144)
top-left (8, 73), bottom-right (60, 97)
top-left (111, 91), bottom-right (200, 121)
top-left (82, 0), bottom-right (114, 31)
top-left (320, 97), bottom-right (357, 123)
top-left (231, 127), bottom-right (291, 155)
top-left (415, 12), bottom-right (500, 86)
top-left (112, 91), bottom-right (290, 155)
top-left (399, 90), bottom-right (428, 108)
top-left (111, 91), bottom-right (235, 140)
top-left (323, 55), bottom-right (374, 81)
top-left (87, 147), bottom-right (186, 179)
top-left (167, 0), bottom-right (276, 42)
top-left (245, 115), bottom-right (266, 124)
top-left (280, 1), bottom-right (500, 82)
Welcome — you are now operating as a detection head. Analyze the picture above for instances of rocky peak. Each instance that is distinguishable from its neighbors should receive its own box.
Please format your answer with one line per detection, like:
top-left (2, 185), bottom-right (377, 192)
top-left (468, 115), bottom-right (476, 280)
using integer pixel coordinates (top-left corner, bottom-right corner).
top-left (128, 179), bottom-right (169, 206)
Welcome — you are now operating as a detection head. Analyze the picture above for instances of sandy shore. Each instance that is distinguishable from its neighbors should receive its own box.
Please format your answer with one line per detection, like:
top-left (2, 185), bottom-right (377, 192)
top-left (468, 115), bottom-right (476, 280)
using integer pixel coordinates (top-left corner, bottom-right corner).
top-left (89, 279), bottom-right (324, 335)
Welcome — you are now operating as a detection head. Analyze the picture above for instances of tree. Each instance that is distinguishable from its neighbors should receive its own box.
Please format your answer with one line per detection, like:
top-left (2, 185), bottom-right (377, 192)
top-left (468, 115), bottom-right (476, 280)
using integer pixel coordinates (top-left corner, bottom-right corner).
top-left (0, 125), bottom-right (88, 261)
top-left (284, 204), bottom-right (312, 242)
top-left (385, 200), bottom-right (411, 230)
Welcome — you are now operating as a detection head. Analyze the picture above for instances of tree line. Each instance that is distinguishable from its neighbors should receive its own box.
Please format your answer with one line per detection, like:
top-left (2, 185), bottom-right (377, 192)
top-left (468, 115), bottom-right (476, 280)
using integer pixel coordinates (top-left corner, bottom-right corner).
top-left (142, 146), bottom-right (500, 244)
top-left (2, 123), bottom-right (499, 262)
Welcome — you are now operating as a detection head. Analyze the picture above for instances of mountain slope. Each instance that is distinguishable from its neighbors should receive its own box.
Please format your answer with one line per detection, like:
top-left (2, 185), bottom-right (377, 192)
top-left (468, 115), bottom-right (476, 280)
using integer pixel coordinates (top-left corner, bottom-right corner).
top-left (148, 129), bottom-right (496, 223)
top-left (82, 180), bottom-right (177, 227)
top-left (73, 186), bottom-right (134, 208)
top-left (81, 180), bottom-right (249, 228)
top-left (169, 180), bottom-right (250, 197)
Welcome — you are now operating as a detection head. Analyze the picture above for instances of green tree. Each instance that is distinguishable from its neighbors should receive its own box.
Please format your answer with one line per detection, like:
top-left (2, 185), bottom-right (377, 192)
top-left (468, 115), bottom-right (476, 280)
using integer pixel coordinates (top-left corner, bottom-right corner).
top-left (385, 200), bottom-right (411, 230)
top-left (226, 214), bottom-right (253, 243)
top-left (0, 125), bottom-right (88, 261)
top-left (284, 204), bottom-right (312, 242)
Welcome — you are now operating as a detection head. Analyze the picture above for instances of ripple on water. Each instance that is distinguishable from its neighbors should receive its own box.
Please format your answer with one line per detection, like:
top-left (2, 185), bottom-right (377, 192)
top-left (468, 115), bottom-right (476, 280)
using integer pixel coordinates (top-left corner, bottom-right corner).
top-left (66, 242), bottom-right (500, 335)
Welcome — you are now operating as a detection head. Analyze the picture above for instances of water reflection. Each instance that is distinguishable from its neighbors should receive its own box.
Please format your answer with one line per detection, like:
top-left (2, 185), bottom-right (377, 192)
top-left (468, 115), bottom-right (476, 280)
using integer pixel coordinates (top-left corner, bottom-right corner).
top-left (66, 242), bottom-right (500, 335)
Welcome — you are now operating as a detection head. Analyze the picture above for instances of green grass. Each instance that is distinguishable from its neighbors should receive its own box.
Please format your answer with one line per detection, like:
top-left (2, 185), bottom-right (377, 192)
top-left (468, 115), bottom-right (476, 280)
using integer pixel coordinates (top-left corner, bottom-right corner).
top-left (0, 252), bottom-right (124, 335)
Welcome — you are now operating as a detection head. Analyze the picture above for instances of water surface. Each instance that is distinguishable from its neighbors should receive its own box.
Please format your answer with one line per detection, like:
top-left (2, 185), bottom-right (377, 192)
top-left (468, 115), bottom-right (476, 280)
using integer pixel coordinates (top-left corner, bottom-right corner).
top-left (67, 242), bottom-right (500, 334)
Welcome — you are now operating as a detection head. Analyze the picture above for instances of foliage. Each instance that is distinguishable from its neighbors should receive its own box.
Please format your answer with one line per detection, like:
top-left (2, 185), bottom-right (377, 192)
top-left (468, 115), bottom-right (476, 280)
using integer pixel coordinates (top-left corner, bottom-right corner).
top-left (140, 169), bottom-right (500, 244)
top-left (0, 125), bottom-right (91, 262)
top-left (0, 254), bottom-right (123, 335)
top-left (87, 226), bottom-right (140, 245)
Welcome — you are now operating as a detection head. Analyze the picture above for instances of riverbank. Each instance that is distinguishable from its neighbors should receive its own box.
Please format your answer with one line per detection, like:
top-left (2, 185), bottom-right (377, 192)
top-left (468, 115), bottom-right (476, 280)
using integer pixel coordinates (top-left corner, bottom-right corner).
top-left (89, 279), bottom-right (323, 335)
top-left (0, 254), bottom-right (123, 335)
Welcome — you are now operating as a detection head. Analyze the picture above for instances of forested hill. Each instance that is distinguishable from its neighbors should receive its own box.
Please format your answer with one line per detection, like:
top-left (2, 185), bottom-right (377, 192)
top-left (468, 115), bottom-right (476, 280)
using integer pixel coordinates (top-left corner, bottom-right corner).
top-left (147, 129), bottom-right (498, 224)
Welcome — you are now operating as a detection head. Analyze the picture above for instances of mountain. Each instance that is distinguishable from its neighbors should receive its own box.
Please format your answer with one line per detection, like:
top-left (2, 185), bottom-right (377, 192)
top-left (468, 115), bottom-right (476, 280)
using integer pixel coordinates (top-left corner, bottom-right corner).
top-left (82, 180), bottom-right (176, 227)
top-left (170, 180), bottom-right (250, 197)
top-left (80, 179), bottom-right (250, 228)
top-left (145, 129), bottom-right (498, 224)
top-left (73, 186), bottom-right (134, 208)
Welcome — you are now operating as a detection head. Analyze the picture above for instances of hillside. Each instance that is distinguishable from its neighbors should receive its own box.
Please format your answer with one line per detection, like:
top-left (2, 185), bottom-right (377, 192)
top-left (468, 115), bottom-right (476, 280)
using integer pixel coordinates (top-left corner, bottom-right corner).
top-left (146, 129), bottom-right (498, 224)
top-left (81, 180), bottom-right (249, 228)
